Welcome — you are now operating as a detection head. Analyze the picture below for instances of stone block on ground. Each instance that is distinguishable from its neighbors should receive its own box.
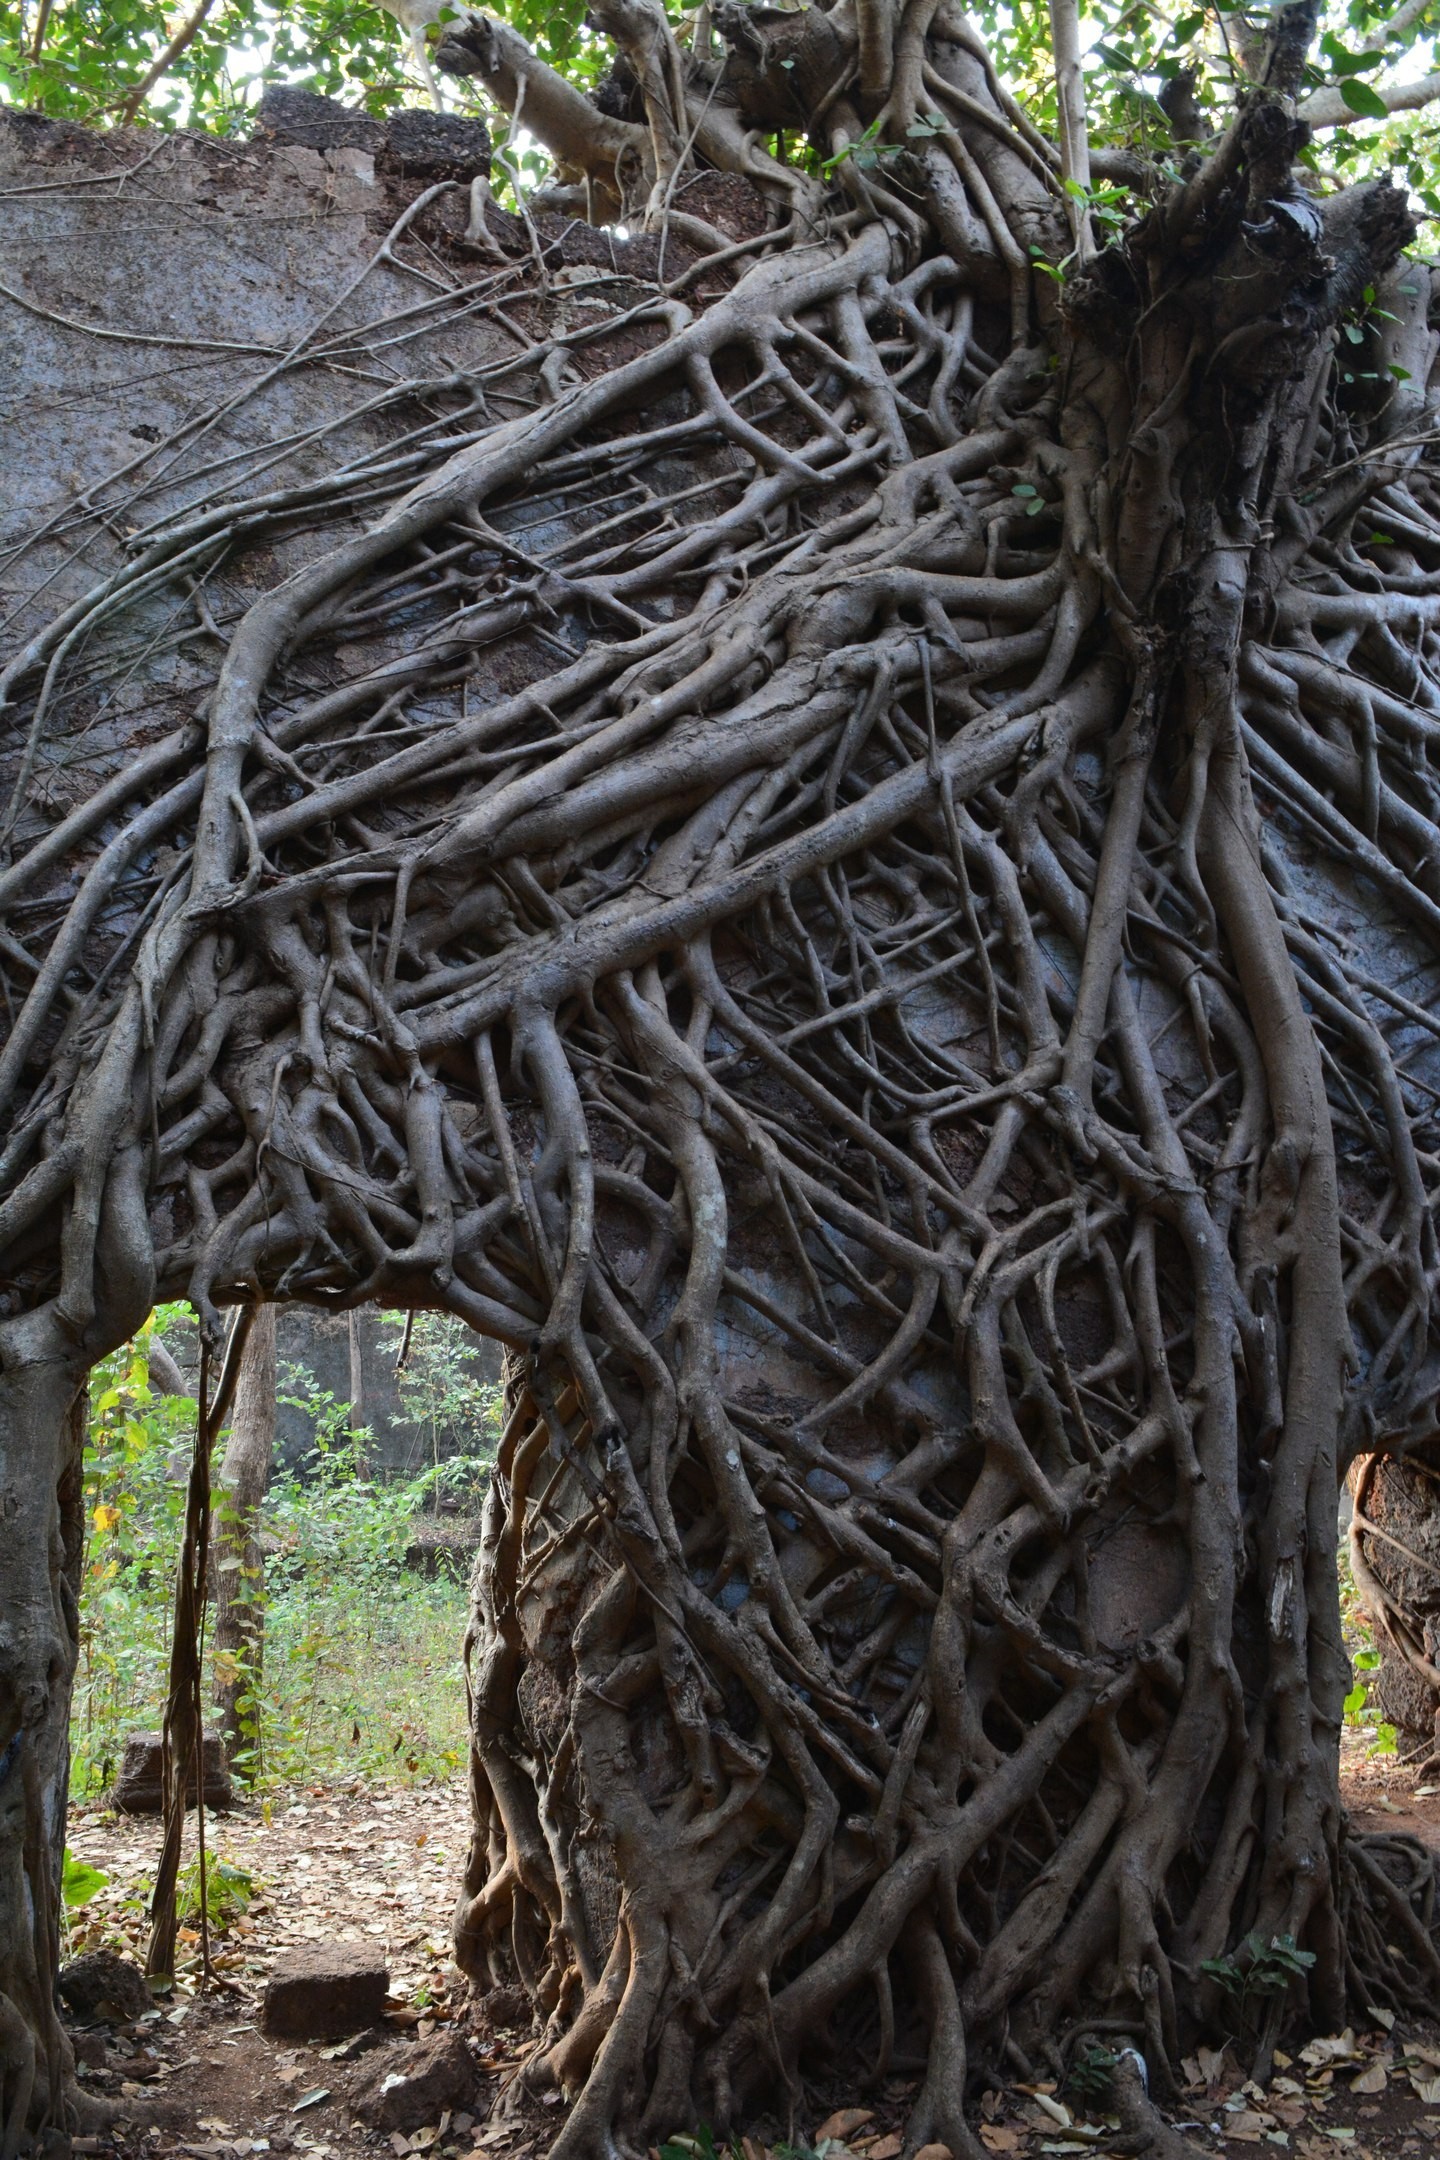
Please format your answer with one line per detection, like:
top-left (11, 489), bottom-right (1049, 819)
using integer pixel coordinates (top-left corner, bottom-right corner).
top-left (112, 1730), bottom-right (233, 1814)
top-left (57, 1950), bottom-right (151, 2024)
top-left (349, 2031), bottom-right (477, 2132)
top-left (261, 1943), bottom-right (390, 2039)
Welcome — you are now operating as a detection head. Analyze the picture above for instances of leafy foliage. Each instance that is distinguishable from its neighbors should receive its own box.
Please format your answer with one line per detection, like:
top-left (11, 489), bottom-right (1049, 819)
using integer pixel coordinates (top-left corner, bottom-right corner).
top-left (60, 1849), bottom-right (110, 1908)
top-left (1338, 1539), bottom-right (1402, 1757)
top-left (1200, 1933), bottom-right (1319, 2033)
top-left (377, 1310), bottom-right (503, 1509)
top-left (0, 0), bottom-right (606, 128)
top-left (1065, 2046), bottom-right (1120, 2104)
top-left (176, 1852), bottom-right (253, 1928)
top-left (1, 0), bottom-right (1435, 228)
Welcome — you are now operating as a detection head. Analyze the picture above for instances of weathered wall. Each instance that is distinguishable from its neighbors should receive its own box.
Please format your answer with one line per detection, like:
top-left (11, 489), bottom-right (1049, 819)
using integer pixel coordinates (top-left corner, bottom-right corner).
top-left (0, 99), bottom-right (513, 1480)
top-left (0, 97), bottom-right (504, 855)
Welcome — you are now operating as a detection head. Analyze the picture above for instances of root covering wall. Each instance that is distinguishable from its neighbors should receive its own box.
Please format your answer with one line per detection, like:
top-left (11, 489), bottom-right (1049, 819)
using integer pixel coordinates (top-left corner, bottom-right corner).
top-left (2, 31), bottom-right (1440, 2160)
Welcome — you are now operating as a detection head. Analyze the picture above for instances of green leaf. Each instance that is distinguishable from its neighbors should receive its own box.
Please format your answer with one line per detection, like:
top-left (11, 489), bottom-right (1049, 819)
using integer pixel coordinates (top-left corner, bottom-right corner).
top-left (1330, 46), bottom-right (1388, 76)
top-left (61, 1850), bottom-right (110, 1909)
top-left (1344, 1684), bottom-right (1367, 1713)
top-left (1340, 78), bottom-right (1389, 118)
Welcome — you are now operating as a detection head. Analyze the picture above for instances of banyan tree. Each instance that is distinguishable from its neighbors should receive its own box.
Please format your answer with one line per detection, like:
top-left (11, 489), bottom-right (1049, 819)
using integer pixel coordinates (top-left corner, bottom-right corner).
top-left (2, 0), bottom-right (1440, 2151)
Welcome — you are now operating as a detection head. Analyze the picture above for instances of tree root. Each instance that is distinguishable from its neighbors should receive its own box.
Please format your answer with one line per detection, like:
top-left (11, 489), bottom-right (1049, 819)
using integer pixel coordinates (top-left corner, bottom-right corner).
top-left (1, 14), bottom-right (1439, 2157)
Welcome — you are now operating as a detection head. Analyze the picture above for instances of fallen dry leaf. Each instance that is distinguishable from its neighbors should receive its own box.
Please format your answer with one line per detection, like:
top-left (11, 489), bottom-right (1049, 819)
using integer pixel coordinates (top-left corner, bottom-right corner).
top-left (914, 2145), bottom-right (954, 2160)
top-left (817, 2114), bottom-right (876, 2145)
top-left (979, 2128), bottom-right (1022, 2153)
top-left (1349, 2067), bottom-right (1386, 2098)
top-left (1300, 2037), bottom-right (1361, 2070)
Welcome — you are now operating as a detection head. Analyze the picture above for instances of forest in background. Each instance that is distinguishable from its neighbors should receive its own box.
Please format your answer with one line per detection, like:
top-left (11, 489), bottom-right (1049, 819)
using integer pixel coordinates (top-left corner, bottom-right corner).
top-left (74, 1310), bottom-right (501, 1796)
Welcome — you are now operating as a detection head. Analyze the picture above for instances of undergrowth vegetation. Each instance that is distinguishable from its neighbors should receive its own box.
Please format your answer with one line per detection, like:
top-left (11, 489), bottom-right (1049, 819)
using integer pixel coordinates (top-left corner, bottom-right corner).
top-left (1339, 1537), bottom-right (1400, 1763)
top-left (73, 1306), bottom-right (500, 1796)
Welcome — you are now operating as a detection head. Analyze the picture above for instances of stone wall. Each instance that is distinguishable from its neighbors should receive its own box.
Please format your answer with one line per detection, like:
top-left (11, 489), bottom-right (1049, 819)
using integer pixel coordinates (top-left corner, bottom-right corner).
top-left (0, 96), bottom-right (509, 1477)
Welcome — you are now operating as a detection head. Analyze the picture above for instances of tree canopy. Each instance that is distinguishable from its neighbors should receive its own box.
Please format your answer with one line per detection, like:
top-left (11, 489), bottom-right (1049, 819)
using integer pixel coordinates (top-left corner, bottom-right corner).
top-left (3, 0), bottom-right (1439, 220)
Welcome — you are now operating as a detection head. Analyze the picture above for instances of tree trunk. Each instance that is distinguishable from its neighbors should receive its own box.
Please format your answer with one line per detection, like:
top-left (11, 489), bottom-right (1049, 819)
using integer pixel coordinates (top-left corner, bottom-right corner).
top-left (212, 1306), bottom-right (277, 1775)
top-left (0, 1335), bottom-right (89, 2159)
top-left (2, 14), bottom-right (1440, 2156)
top-left (348, 1311), bottom-right (367, 1452)
top-left (148, 1337), bottom-right (188, 1399)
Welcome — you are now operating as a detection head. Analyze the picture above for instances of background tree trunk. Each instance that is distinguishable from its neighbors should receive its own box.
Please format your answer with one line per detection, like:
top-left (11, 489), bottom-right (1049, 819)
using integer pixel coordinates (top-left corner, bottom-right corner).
top-left (348, 1311), bottom-right (367, 1453)
top-left (212, 1307), bottom-right (277, 1776)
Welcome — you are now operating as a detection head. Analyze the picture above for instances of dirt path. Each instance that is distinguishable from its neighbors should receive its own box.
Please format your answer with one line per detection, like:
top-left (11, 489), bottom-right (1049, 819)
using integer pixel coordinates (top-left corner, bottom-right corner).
top-left (59, 1766), bottom-right (1440, 2160)
top-left (1339, 1734), bottom-right (1440, 1852)
top-left (63, 1778), bottom-right (514, 2160)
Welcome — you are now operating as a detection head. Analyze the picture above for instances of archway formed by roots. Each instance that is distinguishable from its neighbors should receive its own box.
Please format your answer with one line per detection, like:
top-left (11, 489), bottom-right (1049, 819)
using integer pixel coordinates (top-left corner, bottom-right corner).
top-left (3, 9), bottom-right (1440, 2157)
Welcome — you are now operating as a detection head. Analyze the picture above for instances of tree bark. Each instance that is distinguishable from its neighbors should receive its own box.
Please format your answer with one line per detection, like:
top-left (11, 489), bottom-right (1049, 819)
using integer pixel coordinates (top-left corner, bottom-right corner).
top-left (212, 1306), bottom-right (277, 1774)
top-left (348, 1311), bottom-right (366, 1447)
top-left (2, 18), bottom-right (1440, 2156)
top-left (0, 1330), bottom-right (90, 2159)
top-left (148, 1337), bottom-right (188, 1398)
